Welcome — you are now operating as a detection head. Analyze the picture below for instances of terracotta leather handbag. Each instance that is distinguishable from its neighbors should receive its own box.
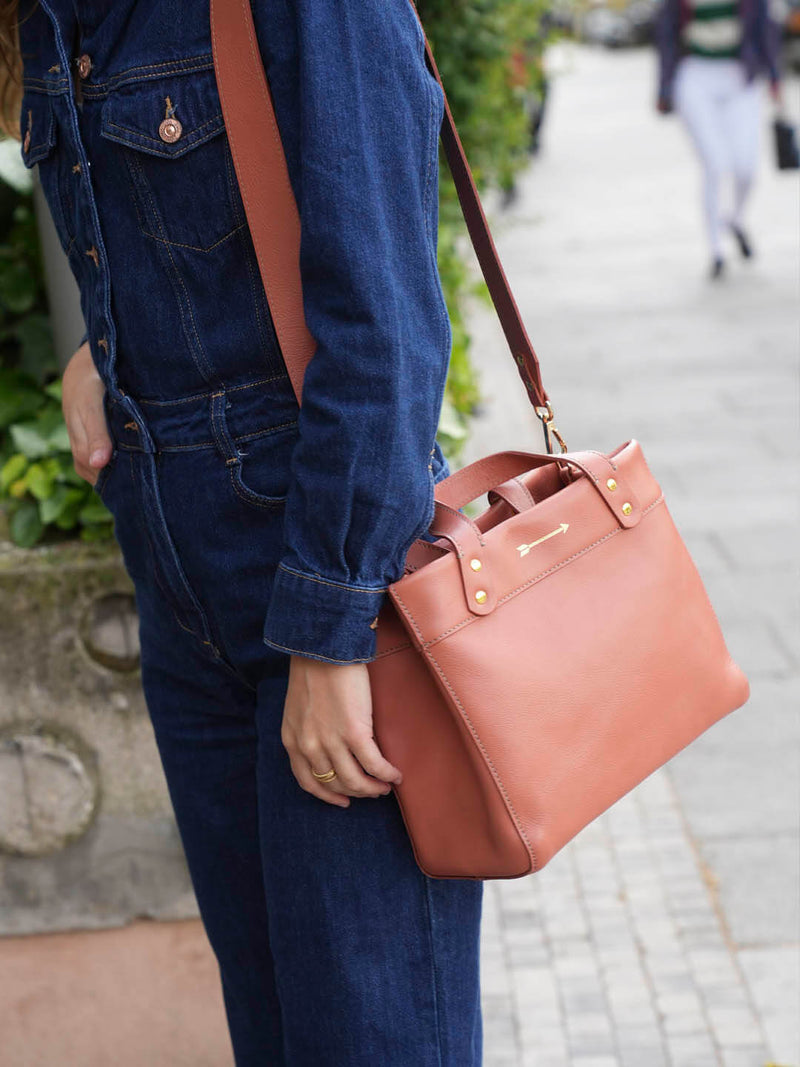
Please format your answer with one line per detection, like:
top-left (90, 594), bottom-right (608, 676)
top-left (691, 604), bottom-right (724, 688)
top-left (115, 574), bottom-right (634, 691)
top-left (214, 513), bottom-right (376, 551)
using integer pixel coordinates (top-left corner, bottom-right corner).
top-left (211, 0), bottom-right (750, 879)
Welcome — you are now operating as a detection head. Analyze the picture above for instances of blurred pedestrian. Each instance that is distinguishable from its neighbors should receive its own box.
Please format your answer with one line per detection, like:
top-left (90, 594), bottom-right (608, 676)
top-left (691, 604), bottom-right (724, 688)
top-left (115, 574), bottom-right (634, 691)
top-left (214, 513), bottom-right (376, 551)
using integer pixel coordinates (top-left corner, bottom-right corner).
top-left (655, 0), bottom-right (783, 278)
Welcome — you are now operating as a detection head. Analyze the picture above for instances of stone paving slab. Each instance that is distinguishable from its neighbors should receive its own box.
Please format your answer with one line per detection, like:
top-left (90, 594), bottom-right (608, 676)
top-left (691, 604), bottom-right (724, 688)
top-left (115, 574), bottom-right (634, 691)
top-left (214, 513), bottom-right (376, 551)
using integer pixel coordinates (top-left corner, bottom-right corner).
top-left (467, 42), bottom-right (799, 1067)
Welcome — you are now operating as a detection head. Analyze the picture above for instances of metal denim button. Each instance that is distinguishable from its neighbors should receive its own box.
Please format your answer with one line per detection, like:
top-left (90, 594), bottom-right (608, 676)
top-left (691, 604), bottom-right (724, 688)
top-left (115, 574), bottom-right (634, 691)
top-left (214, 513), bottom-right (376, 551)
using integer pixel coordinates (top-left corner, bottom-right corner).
top-left (158, 95), bottom-right (182, 144)
top-left (85, 246), bottom-right (99, 267)
top-left (158, 117), bottom-right (182, 144)
top-left (76, 54), bottom-right (92, 79)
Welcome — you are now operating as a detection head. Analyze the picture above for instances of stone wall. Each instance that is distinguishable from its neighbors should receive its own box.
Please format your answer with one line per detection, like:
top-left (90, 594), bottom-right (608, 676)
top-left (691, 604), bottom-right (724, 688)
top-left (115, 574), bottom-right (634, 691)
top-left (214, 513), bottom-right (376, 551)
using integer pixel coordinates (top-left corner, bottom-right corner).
top-left (0, 540), bottom-right (197, 935)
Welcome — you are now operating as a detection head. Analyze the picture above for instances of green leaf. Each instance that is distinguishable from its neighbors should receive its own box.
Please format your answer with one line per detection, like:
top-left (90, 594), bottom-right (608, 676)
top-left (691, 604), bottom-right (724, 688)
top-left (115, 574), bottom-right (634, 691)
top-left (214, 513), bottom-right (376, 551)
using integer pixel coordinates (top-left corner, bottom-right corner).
top-left (9, 499), bottom-right (44, 547)
top-left (47, 419), bottom-right (71, 453)
top-left (43, 378), bottom-right (63, 402)
top-left (39, 485), bottom-right (82, 524)
top-left (42, 457), bottom-right (62, 480)
top-left (52, 490), bottom-right (85, 530)
top-left (25, 461), bottom-right (56, 501)
top-left (0, 453), bottom-right (28, 492)
top-left (8, 407), bottom-right (71, 459)
top-left (61, 463), bottom-right (86, 487)
top-left (9, 420), bottom-right (50, 459)
top-left (8, 475), bottom-right (30, 499)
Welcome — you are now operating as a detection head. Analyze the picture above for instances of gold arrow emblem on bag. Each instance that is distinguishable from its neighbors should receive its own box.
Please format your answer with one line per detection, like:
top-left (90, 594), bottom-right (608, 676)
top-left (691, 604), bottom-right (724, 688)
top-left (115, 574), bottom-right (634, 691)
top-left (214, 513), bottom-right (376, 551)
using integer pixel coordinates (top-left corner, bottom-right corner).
top-left (517, 523), bottom-right (569, 558)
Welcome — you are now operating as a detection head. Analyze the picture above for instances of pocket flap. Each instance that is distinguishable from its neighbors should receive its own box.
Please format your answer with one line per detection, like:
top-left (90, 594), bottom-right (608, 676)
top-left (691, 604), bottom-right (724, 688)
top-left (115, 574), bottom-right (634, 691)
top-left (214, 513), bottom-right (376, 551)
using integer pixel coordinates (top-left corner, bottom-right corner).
top-left (19, 94), bottom-right (57, 168)
top-left (100, 71), bottom-right (225, 159)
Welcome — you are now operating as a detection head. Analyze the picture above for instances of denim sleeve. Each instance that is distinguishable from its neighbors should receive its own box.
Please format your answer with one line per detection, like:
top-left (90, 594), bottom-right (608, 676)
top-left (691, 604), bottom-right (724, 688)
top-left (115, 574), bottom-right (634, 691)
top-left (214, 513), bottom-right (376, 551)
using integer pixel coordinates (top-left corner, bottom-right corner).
top-left (259, 0), bottom-right (453, 664)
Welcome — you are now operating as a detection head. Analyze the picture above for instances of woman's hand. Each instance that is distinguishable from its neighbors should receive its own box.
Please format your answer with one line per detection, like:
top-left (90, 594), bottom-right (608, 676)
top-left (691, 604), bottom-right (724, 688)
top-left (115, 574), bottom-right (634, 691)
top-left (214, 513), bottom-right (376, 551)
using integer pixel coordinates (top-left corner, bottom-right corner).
top-left (281, 656), bottom-right (403, 807)
top-left (62, 341), bottom-right (112, 486)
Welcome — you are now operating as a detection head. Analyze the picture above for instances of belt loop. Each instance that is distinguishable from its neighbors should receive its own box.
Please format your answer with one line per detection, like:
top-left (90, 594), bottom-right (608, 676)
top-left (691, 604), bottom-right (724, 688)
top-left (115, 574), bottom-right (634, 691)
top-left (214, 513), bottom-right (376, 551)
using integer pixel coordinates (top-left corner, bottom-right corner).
top-left (210, 389), bottom-right (239, 466)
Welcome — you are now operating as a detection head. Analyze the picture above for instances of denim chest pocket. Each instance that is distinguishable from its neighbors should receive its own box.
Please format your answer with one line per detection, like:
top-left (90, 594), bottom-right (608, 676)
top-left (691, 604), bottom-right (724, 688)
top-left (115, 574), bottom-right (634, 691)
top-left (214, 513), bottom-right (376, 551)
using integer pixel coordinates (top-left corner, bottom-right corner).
top-left (100, 70), bottom-right (245, 252)
top-left (19, 93), bottom-right (77, 255)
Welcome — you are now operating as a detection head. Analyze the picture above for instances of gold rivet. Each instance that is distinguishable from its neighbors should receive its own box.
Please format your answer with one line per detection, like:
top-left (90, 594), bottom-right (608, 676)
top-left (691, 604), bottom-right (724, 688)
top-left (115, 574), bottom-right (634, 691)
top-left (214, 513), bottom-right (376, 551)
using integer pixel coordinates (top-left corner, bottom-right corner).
top-left (606, 478), bottom-right (617, 492)
top-left (622, 502), bottom-right (633, 516)
top-left (475, 589), bottom-right (487, 604)
top-left (76, 54), bottom-right (92, 79)
top-left (470, 558), bottom-right (482, 571)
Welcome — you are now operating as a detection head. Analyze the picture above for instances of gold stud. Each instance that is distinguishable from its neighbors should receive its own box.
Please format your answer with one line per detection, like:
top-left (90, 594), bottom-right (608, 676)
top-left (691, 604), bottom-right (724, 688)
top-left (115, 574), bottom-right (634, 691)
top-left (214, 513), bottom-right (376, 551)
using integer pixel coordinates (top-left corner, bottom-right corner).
top-left (470, 558), bottom-right (482, 571)
top-left (622, 502), bottom-right (633, 516)
top-left (606, 478), bottom-right (617, 492)
top-left (475, 589), bottom-right (487, 604)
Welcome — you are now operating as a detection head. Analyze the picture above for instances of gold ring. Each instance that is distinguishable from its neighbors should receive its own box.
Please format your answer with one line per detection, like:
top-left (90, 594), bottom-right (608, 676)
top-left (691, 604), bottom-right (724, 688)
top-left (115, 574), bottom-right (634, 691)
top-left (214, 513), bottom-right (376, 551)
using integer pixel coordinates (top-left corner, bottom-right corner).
top-left (311, 767), bottom-right (337, 783)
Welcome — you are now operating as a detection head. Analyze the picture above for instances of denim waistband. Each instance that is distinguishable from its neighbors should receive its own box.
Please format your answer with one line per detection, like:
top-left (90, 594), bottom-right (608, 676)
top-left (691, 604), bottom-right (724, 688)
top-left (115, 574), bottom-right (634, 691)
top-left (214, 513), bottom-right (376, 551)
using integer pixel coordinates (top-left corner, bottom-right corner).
top-left (105, 374), bottom-right (300, 454)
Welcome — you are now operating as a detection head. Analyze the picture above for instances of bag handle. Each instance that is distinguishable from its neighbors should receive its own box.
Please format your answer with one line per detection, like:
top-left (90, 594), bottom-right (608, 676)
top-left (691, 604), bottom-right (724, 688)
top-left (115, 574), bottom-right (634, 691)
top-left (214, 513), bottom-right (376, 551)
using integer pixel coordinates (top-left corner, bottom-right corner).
top-left (209, 0), bottom-right (563, 452)
top-left (432, 448), bottom-right (643, 529)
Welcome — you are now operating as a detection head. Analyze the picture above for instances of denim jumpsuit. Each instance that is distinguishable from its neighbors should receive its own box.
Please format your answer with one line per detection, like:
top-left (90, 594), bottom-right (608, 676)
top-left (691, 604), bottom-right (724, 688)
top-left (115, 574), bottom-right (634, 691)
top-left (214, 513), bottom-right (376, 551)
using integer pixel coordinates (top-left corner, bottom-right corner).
top-left (17, 0), bottom-right (484, 1062)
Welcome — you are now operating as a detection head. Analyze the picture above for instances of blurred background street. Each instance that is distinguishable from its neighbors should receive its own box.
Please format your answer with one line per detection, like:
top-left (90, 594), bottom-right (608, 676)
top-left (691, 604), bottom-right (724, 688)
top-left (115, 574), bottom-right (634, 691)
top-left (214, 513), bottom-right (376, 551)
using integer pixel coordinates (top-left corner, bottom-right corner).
top-left (465, 40), bottom-right (799, 1067)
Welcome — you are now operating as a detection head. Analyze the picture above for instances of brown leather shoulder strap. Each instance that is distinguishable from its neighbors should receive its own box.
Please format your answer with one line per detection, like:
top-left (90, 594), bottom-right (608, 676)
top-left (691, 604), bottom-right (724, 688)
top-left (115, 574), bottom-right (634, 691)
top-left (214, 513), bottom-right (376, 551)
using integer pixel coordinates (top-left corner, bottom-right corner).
top-left (209, 0), bottom-right (549, 414)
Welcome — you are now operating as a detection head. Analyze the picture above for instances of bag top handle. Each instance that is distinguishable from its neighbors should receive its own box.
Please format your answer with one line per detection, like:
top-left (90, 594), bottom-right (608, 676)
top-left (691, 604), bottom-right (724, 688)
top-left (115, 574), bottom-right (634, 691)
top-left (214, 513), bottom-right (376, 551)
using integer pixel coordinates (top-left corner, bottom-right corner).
top-left (210, 0), bottom-right (560, 452)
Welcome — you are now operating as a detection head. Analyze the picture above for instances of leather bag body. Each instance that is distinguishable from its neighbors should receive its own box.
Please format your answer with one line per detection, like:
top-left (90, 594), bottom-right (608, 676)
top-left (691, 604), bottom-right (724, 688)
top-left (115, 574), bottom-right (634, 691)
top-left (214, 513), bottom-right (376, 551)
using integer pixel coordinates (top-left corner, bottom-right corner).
top-left (210, 0), bottom-right (750, 879)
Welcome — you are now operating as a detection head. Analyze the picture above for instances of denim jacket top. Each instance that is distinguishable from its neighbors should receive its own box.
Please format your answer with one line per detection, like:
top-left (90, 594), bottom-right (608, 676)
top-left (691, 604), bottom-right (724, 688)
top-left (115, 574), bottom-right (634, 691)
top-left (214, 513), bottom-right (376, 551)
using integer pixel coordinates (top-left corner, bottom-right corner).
top-left (18, 0), bottom-right (452, 663)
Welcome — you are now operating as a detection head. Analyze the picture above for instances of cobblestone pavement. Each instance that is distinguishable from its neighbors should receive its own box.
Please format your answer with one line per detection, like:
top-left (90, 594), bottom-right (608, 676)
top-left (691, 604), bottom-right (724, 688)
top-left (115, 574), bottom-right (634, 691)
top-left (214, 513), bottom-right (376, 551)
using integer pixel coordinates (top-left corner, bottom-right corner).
top-left (462, 44), bottom-right (800, 1067)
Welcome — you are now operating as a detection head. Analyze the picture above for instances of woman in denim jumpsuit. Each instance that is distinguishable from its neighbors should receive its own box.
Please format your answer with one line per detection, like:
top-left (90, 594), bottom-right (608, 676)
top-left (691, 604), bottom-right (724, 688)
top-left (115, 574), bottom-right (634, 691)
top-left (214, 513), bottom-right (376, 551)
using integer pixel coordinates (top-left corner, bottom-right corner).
top-left (11, 1), bottom-right (483, 1062)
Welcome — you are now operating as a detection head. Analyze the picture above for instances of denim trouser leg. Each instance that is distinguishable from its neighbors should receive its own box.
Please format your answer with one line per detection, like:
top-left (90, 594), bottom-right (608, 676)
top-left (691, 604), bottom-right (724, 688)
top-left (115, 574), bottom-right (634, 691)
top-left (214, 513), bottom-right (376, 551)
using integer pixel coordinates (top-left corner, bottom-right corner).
top-left (136, 589), bottom-right (483, 1066)
top-left (98, 384), bottom-right (484, 1065)
top-left (255, 671), bottom-right (484, 1066)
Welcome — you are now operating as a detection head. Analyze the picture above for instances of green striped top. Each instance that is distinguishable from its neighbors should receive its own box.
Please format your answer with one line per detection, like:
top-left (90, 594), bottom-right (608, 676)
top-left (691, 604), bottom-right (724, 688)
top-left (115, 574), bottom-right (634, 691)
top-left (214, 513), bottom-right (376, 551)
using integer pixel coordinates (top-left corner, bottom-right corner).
top-left (682, 0), bottom-right (743, 58)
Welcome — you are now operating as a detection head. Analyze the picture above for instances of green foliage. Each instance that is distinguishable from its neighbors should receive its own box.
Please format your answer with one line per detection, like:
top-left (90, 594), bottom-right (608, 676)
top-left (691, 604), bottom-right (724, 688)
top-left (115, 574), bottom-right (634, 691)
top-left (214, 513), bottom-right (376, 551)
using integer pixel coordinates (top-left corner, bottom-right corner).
top-left (0, 187), bottom-right (111, 547)
top-left (419, 0), bottom-right (553, 458)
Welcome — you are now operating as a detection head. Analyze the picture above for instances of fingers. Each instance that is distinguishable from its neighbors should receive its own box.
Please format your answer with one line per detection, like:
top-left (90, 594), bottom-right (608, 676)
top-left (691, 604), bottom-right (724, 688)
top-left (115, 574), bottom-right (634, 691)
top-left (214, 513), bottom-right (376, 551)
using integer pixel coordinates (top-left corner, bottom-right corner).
top-left (348, 733), bottom-right (403, 789)
top-left (322, 742), bottom-right (392, 799)
top-left (280, 658), bottom-right (402, 805)
top-left (289, 753), bottom-right (350, 809)
top-left (283, 727), bottom-right (400, 803)
top-left (62, 345), bottom-right (112, 486)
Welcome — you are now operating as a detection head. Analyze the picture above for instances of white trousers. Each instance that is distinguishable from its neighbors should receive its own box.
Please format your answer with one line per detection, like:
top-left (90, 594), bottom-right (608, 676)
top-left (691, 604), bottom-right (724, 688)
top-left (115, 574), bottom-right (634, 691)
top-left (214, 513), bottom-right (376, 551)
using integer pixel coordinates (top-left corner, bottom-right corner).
top-left (673, 55), bottom-right (762, 257)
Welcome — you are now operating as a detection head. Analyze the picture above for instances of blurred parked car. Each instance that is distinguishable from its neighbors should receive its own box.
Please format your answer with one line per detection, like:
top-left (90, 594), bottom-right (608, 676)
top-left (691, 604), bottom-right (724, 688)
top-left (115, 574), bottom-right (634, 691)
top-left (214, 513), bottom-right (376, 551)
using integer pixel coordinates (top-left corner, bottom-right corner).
top-left (579, 0), bottom-right (659, 47)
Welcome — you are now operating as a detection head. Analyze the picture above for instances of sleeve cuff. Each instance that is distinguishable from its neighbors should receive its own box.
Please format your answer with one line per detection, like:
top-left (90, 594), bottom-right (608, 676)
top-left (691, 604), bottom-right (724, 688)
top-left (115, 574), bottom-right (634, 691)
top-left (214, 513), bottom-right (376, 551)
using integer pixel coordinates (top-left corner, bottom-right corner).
top-left (263, 562), bottom-right (388, 664)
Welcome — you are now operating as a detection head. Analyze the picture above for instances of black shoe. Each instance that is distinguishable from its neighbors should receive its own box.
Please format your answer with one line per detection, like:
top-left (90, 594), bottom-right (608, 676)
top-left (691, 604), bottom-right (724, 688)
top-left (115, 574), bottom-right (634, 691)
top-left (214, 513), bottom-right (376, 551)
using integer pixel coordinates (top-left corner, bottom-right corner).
top-left (710, 256), bottom-right (725, 280)
top-left (730, 223), bottom-right (754, 259)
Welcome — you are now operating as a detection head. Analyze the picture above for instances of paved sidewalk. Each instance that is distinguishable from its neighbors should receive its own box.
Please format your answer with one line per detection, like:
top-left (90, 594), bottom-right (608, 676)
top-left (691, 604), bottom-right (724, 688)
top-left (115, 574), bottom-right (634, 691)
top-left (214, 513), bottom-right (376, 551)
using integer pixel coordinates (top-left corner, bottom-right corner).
top-left (464, 44), bottom-right (800, 1067)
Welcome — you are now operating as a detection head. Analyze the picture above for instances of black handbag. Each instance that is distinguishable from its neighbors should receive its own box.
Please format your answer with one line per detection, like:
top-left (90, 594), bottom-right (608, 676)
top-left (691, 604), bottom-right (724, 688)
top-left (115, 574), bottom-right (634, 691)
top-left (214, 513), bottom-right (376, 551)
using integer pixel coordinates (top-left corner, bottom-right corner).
top-left (773, 117), bottom-right (800, 171)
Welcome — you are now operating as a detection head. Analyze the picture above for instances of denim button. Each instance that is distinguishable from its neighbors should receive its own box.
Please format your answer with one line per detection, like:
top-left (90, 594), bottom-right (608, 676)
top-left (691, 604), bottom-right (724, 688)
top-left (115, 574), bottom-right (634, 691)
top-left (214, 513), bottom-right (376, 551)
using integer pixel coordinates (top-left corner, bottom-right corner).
top-left (158, 117), bottom-right (183, 144)
top-left (76, 54), bottom-right (92, 78)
